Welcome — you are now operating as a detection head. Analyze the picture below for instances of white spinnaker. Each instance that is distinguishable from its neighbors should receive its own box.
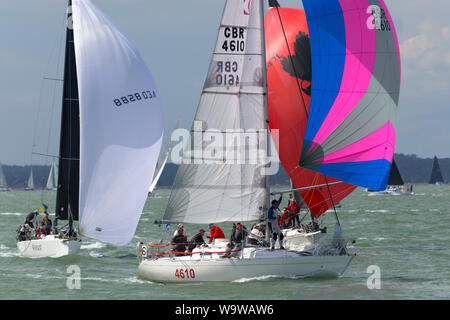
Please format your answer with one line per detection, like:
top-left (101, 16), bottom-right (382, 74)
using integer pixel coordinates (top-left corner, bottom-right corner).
top-left (163, 0), bottom-right (267, 224)
top-left (72, 0), bottom-right (163, 245)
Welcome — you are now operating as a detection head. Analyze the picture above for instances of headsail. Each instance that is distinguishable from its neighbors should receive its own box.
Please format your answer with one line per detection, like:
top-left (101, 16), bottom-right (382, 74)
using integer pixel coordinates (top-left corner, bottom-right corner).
top-left (298, 0), bottom-right (401, 191)
top-left (265, 6), bottom-right (356, 217)
top-left (72, 0), bottom-right (163, 245)
top-left (163, 0), bottom-right (268, 224)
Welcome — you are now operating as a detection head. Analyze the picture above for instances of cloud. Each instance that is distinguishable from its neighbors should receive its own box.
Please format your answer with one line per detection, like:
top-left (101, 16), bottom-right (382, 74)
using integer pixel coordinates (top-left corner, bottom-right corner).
top-left (400, 20), bottom-right (450, 89)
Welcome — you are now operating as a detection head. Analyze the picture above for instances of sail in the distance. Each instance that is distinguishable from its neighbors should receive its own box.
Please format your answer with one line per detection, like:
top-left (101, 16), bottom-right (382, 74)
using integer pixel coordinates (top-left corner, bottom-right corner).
top-left (298, 0), bottom-right (401, 191)
top-left (265, 7), bottom-right (356, 217)
top-left (429, 156), bottom-right (444, 184)
top-left (46, 162), bottom-right (58, 190)
top-left (387, 159), bottom-right (404, 186)
top-left (164, 0), bottom-right (267, 224)
top-left (72, 0), bottom-right (163, 245)
top-left (0, 162), bottom-right (9, 190)
top-left (26, 168), bottom-right (34, 190)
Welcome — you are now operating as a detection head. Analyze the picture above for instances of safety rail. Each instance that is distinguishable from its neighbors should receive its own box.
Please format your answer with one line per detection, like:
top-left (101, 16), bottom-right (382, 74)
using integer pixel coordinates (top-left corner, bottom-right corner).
top-left (137, 241), bottom-right (243, 260)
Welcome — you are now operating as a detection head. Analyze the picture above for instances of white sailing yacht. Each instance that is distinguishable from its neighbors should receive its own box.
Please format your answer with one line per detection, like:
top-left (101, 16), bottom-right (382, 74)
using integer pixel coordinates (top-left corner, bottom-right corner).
top-left (137, 0), bottom-right (339, 283)
top-left (17, 0), bottom-right (163, 258)
top-left (24, 167), bottom-right (34, 191)
top-left (0, 162), bottom-right (11, 192)
top-left (46, 162), bottom-right (58, 191)
top-left (137, 0), bottom-right (400, 282)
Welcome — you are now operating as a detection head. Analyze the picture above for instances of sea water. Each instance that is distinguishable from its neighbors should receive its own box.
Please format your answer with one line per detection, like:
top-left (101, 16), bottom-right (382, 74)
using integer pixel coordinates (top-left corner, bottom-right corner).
top-left (1, 186), bottom-right (449, 300)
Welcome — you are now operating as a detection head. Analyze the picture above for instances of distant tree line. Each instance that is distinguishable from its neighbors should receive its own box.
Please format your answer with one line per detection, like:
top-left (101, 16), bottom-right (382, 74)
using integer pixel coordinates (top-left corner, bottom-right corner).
top-left (2, 153), bottom-right (448, 188)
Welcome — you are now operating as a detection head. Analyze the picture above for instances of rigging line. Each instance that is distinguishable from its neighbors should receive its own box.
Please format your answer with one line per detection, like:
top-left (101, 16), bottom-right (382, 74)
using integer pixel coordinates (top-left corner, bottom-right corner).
top-left (32, 152), bottom-right (79, 161)
top-left (324, 175), bottom-right (340, 227)
top-left (274, 5), bottom-right (309, 118)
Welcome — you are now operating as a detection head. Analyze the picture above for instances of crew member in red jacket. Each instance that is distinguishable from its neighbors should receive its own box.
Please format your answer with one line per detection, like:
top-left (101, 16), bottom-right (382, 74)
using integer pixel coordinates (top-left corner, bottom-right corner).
top-left (288, 199), bottom-right (301, 228)
top-left (208, 223), bottom-right (225, 244)
top-left (279, 208), bottom-right (291, 230)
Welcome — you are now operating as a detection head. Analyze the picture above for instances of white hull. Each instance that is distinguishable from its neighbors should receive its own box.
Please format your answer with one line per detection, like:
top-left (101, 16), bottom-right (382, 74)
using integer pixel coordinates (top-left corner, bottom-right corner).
top-left (137, 246), bottom-right (354, 283)
top-left (17, 235), bottom-right (82, 258)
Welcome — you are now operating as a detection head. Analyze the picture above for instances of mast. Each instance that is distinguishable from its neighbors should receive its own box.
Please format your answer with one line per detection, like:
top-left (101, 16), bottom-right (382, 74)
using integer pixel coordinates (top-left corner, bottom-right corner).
top-left (262, 0), bottom-right (271, 240)
top-left (55, 0), bottom-right (80, 231)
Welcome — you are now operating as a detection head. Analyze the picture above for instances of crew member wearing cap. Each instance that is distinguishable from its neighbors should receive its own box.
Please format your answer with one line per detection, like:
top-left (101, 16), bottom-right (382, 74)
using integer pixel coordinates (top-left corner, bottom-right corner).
top-left (187, 228), bottom-right (206, 253)
top-left (208, 223), bottom-right (225, 244)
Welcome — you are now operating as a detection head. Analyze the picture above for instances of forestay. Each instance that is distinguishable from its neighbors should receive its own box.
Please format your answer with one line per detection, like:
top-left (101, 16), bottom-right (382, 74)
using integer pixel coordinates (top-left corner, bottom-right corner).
top-left (164, 0), bottom-right (268, 224)
top-left (72, 0), bottom-right (163, 245)
top-left (299, 0), bottom-right (401, 191)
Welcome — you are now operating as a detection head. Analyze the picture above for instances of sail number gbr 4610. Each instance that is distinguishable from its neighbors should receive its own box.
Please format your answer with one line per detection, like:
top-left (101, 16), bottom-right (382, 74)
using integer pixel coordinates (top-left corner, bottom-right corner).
top-left (221, 27), bottom-right (245, 52)
top-left (113, 90), bottom-right (157, 107)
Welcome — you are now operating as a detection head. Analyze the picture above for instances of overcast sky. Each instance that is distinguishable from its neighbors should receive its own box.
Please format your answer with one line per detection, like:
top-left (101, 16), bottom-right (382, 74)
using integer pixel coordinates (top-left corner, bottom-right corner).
top-left (0, 0), bottom-right (449, 166)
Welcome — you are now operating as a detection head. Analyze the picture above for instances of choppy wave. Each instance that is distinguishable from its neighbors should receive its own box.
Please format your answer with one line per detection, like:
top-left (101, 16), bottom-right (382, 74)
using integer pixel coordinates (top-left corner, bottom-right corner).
top-left (0, 212), bottom-right (23, 216)
top-left (88, 252), bottom-right (103, 258)
top-left (0, 244), bottom-right (20, 257)
top-left (233, 274), bottom-right (310, 283)
top-left (81, 242), bottom-right (106, 250)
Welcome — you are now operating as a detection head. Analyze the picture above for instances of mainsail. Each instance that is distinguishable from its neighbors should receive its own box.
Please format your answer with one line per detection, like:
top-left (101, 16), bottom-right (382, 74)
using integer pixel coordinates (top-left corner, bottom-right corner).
top-left (265, 6), bottom-right (356, 217)
top-left (163, 0), bottom-right (268, 224)
top-left (429, 156), bottom-right (444, 184)
top-left (56, 0), bottom-right (80, 222)
top-left (297, 0), bottom-right (401, 191)
top-left (70, 0), bottom-right (163, 245)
